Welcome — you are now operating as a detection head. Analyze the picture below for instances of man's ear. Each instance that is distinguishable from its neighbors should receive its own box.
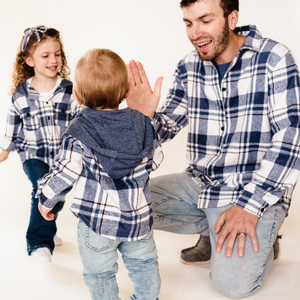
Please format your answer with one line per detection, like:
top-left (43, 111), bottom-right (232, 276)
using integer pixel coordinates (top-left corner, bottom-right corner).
top-left (228, 10), bottom-right (239, 31)
top-left (73, 90), bottom-right (82, 105)
top-left (25, 56), bottom-right (34, 67)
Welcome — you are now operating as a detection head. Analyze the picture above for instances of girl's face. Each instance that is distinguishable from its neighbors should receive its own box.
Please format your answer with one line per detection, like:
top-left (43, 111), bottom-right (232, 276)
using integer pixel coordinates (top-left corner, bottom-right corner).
top-left (25, 38), bottom-right (62, 81)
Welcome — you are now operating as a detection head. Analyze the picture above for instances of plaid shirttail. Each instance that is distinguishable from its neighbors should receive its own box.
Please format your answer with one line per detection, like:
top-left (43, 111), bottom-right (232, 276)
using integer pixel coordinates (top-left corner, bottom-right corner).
top-left (0, 78), bottom-right (81, 167)
top-left (37, 132), bottom-right (163, 241)
top-left (154, 25), bottom-right (300, 217)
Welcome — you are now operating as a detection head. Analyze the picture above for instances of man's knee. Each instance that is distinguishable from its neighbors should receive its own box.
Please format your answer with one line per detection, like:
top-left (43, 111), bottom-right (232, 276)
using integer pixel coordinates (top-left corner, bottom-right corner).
top-left (211, 271), bottom-right (261, 299)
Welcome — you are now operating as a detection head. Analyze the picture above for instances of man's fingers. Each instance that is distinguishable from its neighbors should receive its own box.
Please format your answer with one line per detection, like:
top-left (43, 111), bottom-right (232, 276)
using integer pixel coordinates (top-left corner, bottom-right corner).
top-left (127, 63), bottom-right (134, 85)
top-left (214, 213), bottom-right (225, 235)
top-left (136, 61), bottom-right (150, 85)
top-left (153, 77), bottom-right (164, 99)
top-left (249, 230), bottom-right (259, 252)
top-left (224, 232), bottom-right (238, 257)
top-left (129, 60), bottom-right (143, 85)
top-left (215, 226), bottom-right (230, 253)
top-left (237, 233), bottom-right (247, 257)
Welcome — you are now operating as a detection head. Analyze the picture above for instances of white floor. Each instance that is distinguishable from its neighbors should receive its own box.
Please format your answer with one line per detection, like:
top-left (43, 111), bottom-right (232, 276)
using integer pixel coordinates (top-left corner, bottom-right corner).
top-left (1, 159), bottom-right (300, 300)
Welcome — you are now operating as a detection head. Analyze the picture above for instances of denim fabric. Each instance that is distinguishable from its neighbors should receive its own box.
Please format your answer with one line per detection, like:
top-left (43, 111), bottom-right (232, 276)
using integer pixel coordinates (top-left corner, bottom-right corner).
top-left (151, 173), bottom-right (285, 298)
top-left (77, 220), bottom-right (160, 300)
top-left (23, 158), bottom-right (64, 255)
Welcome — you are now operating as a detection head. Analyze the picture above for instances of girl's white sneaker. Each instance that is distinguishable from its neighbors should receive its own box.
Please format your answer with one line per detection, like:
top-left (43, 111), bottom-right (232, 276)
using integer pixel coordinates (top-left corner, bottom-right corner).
top-left (54, 234), bottom-right (63, 246)
top-left (31, 247), bottom-right (51, 263)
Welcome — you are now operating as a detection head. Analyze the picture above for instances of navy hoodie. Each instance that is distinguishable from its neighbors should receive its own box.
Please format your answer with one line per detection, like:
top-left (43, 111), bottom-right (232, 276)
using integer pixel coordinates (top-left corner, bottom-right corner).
top-left (63, 107), bottom-right (155, 180)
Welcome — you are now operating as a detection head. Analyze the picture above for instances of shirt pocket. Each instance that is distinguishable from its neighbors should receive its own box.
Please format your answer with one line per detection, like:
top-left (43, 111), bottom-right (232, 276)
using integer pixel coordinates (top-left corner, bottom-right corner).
top-left (54, 103), bottom-right (72, 134)
top-left (20, 107), bottom-right (40, 131)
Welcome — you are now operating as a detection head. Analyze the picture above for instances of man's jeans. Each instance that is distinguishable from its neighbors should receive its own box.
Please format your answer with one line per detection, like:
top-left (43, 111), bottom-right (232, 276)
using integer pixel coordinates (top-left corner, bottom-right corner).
top-left (151, 173), bottom-right (286, 299)
top-left (77, 220), bottom-right (161, 300)
top-left (23, 158), bottom-right (64, 255)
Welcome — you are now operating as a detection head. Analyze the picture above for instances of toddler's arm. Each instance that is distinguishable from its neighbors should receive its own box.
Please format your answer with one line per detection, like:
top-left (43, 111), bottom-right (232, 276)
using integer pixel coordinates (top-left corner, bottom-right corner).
top-left (38, 203), bottom-right (54, 221)
top-left (37, 135), bottom-right (84, 214)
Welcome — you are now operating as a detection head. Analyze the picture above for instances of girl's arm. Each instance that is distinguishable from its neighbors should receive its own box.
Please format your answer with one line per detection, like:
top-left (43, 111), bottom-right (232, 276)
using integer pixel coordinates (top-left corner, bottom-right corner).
top-left (0, 149), bottom-right (10, 163)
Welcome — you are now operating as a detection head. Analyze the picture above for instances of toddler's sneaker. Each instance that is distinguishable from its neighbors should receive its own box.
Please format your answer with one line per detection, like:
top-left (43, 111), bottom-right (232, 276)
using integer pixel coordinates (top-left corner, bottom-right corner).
top-left (54, 234), bottom-right (63, 246)
top-left (31, 247), bottom-right (51, 263)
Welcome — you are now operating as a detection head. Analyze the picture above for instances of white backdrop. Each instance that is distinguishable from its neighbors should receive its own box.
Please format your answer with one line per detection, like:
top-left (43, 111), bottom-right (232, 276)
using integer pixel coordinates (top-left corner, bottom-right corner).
top-left (0, 0), bottom-right (299, 249)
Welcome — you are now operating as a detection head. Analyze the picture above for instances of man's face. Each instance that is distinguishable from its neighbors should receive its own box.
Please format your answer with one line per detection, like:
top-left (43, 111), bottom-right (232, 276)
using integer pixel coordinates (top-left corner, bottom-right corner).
top-left (183, 0), bottom-right (231, 62)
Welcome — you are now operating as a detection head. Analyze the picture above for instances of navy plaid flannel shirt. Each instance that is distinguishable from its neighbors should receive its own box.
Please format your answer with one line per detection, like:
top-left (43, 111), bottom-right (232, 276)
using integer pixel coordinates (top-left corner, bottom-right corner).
top-left (37, 128), bottom-right (164, 241)
top-left (0, 78), bottom-right (81, 167)
top-left (154, 25), bottom-right (300, 217)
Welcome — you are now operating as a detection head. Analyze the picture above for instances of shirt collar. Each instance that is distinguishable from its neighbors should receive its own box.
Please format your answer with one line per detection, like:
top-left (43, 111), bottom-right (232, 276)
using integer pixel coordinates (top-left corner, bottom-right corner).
top-left (236, 25), bottom-right (262, 53)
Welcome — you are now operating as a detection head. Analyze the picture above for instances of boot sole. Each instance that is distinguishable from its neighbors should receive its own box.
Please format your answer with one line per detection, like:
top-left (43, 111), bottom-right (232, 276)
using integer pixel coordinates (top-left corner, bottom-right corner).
top-left (180, 257), bottom-right (210, 265)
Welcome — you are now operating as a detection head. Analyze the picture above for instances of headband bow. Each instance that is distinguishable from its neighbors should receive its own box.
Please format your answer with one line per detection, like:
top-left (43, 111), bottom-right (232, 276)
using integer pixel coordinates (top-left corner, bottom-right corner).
top-left (21, 25), bottom-right (48, 52)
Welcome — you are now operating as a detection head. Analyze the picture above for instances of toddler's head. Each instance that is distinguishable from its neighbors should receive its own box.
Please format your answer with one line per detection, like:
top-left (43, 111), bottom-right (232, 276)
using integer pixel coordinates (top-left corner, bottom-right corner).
top-left (73, 48), bottom-right (129, 110)
top-left (10, 26), bottom-right (69, 94)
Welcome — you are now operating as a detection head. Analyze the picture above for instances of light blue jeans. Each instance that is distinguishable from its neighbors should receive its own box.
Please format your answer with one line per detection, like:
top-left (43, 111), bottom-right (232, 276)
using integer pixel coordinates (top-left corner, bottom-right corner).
top-left (151, 173), bottom-right (286, 299)
top-left (77, 220), bottom-right (161, 300)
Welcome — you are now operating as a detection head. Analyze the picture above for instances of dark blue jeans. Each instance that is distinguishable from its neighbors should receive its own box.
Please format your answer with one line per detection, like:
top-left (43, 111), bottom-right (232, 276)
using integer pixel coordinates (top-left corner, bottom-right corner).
top-left (23, 158), bottom-right (65, 255)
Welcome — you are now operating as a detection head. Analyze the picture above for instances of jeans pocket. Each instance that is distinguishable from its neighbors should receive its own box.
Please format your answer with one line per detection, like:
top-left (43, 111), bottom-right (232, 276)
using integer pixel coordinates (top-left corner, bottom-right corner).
top-left (85, 225), bottom-right (112, 252)
top-left (137, 230), bottom-right (153, 244)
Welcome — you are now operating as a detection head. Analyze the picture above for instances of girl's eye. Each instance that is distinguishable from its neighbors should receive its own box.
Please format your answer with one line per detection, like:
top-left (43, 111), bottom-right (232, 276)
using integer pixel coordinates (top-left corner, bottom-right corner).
top-left (56, 53), bottom-right (61, 57)
top-left (42, 55), bottom-right (48, 58)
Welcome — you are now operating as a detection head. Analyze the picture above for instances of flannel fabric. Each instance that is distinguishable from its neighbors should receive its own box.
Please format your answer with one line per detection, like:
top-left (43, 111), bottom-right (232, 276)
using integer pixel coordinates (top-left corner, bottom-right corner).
top-left (0, 77), bottom-right (80, 167)
top-left (37, 119), bottom-right (163, 242)
top-left (154, 25), bottom-right (300, 217)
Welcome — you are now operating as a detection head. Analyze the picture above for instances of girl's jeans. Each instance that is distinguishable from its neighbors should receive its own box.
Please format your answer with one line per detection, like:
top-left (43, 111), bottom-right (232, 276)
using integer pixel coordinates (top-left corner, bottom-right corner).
top-left (23, 158), bottom-right (64, 255)
top-left (77, 220), bottom-right (161, 300)
top-left (151, 173), bottom-right (286, 299)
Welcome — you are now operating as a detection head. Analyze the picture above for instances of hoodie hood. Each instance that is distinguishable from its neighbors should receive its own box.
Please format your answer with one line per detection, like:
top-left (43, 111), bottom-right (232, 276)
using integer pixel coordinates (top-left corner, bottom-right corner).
top-left (63, 107), bottom-right (154, 179)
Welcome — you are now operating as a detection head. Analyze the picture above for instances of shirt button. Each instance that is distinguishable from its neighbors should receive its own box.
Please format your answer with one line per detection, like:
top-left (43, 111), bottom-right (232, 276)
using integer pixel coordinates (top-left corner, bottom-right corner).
top-left (260, 208), bottom-right (265, 212)
top-left (26, 113), bottom-right (30, 117)
top-left (61, 109), bottom-right (66, 114)
top-left (221, 127), bottom-right (224, 131)
top-left (222, 87), bottom-right (226, 92)
top-left (48, 116), bottom-right (50, 120)
top-left (46, 102), bottom-right (48, 104)
top-left (50, 151), bottom-right (54, 156)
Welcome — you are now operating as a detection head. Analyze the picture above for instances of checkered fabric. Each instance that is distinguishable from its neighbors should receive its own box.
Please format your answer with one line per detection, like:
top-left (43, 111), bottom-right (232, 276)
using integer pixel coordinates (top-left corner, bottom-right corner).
top-left (0, 78), bottom-right (81, 167)
top-left (37, 124), bottom-right (163, 241)
top-left (154, 25), bottom-right (300, 217)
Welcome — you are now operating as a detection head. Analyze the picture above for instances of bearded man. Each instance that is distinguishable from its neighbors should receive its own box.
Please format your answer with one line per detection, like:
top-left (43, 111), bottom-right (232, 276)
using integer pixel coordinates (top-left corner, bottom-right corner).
top-left (127, 0), bottom-right (300, 298)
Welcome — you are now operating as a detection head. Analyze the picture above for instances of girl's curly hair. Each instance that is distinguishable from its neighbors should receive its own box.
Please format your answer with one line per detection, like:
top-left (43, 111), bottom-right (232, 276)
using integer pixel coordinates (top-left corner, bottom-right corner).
top-left (9, 27), bottom-right (70, 95)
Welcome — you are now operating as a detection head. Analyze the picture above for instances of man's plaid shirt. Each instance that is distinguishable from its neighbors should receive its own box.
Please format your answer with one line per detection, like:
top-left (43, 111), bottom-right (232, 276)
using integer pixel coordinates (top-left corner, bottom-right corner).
top-left (154, 25), bottom-right (300, 217)
top-left (0, 78), bottom-right (80, 167)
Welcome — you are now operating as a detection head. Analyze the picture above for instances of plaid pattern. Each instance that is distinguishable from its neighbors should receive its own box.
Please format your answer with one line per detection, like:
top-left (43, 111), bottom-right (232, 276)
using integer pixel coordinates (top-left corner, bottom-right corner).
top-left (37, 130), bottom-right (163, 241)
top-left (0, 78), bottom-right (81, 167)
top-left (154, 25), bottom-right (300, 217)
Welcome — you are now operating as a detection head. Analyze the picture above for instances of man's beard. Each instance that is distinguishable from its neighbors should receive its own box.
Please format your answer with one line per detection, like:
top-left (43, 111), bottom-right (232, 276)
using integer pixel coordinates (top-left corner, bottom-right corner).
top-left (198, 18), bottom-right (230, 61)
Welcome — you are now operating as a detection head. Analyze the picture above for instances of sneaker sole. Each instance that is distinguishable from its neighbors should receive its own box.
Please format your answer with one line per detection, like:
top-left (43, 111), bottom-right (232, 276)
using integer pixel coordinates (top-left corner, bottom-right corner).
top-left (180, 257), bottom-right (210, 265)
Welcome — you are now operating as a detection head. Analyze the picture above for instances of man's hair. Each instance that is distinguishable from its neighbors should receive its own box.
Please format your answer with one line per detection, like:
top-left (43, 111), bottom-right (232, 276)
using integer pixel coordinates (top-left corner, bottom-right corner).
top-left (179, 0), bottom-right (239, 17)
top-left (74, 48), bottom-right (129, 109)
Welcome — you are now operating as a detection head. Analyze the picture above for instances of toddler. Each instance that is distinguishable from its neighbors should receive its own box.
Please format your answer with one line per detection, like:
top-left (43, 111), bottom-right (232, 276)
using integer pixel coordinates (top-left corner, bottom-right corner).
top-left (37, 48), bottom-right (163, 300)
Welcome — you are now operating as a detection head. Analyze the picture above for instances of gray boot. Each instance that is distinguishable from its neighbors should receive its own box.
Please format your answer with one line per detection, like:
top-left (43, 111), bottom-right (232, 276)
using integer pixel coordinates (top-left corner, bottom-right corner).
top-left (180, 235), bottom-right (211, 265)
top-left (273, 235), bottom-right (282, 263)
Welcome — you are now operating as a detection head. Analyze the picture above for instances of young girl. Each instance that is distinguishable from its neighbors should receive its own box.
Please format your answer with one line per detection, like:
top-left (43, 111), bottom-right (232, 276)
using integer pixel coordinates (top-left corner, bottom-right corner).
top-left (0, 26), bottom-right (80, 263)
